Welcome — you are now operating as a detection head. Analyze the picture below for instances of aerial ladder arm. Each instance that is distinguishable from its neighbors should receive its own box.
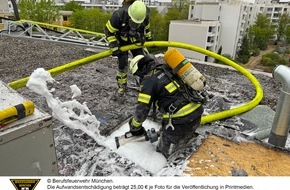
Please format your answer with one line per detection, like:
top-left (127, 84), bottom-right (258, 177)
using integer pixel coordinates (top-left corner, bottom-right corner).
top-left (1, 0), bottom-right (109, 50)
top-left (0, 19), bottom-right (109, 51)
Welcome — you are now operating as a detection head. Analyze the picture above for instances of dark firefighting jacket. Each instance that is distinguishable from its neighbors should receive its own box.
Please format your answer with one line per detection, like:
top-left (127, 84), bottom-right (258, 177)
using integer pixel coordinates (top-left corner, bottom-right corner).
top-left (132, 66), bottom-right (204, 127)
top-left (104, 3), bottom-right (152, 47)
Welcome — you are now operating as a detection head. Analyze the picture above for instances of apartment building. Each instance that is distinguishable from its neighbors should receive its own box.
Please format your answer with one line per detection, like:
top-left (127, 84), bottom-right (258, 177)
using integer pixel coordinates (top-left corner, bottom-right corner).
top-left (169, 0), bottom-right (290, 61)
top-left (169, 20), bottom-right (220, 62)
top-left (0, 0), bottom-right (9, 14)
top-left (0, 0), bottom-right (13, 30)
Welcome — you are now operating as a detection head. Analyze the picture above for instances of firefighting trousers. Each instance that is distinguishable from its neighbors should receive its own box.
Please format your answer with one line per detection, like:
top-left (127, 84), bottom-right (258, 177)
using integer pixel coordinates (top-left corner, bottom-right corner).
top-left (156, 114), bottom-right (202, 158)
top-left (117, 47), bottom-right (146, 71)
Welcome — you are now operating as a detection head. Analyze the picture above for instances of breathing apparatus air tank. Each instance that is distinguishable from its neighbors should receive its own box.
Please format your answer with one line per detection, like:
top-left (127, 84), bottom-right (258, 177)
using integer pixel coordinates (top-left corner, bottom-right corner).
top-left (164, 48), bottom-right (206, 91)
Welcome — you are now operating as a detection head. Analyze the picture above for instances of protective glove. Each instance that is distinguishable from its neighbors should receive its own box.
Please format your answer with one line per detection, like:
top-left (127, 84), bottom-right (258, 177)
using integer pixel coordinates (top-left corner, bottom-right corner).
top-left (129, 118), bottom-right (146, 136)
top-left (111, 46), bottom-right (123, 57)
top-left (145, 36), bottom-right (157, 48)
top-left (146, 36), bottom-right (153, 41)
top-left (109, 42), bottom-right (122, 57)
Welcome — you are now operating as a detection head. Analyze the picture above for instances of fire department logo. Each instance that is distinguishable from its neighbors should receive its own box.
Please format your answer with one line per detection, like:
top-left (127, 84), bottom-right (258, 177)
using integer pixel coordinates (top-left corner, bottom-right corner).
top-left (10, 179), bottom-right (40, 190)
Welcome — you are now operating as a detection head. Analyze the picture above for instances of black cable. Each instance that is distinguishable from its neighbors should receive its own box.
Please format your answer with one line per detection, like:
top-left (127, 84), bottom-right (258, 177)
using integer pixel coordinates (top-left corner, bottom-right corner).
top-left (10, 0), bottom-right (20, 20)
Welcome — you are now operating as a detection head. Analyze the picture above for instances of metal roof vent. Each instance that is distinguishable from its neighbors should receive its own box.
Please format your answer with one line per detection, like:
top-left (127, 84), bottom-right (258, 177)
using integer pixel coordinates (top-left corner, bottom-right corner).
top-left (268, 65), bottom-right (290, 147)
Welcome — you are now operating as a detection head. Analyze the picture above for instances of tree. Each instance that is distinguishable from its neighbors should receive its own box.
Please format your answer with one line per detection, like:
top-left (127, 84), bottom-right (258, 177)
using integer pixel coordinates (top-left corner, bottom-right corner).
top-left (214, 46), bottom-right (222, 63)
top-left (285, 26), bottom-right (290, 44)
top-left (171, 0), bottom-right (189, 12)
top-left (69, 9), bottom-right (111, 33)
top-left (277, 13), bottom-right (290, 43)
top-left (63, 1), bottom-right (84, 12)
top-left (261, 53), bottom-right (287, 67)
top-left (149, 8), bottom-right (167, 41)
top-left (248, 13), bottom-right (275, 50)
top-left (18, 0), bottom-right (59, 24)
top-left (163, 7), bottom-right (188, 40)
top-left (237, 36), bottom-right (250, 64)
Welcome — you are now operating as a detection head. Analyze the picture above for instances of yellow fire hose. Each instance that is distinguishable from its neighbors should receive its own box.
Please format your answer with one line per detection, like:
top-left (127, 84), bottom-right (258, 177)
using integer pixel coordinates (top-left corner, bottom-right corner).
top-left (0, 101), bottom-right (34, 127)
top-left (8, 41), bottom-right (263, 125)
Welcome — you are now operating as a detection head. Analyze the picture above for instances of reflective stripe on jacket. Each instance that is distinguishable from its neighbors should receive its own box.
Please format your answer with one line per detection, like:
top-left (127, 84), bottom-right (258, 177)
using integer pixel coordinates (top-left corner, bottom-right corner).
top-left (104, 3), bottom-right (151, 45)
top-left (163, 102), bottom-right (201, 119)
top-left (133, 65), bottom-right (203, 125)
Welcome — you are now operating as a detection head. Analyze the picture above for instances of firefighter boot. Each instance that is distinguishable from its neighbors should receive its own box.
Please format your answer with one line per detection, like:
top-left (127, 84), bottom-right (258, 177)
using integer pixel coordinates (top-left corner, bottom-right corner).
top-left (116, 71), bottom-right (127, 96)
top-left (156, 133), bottom-right (176, 158)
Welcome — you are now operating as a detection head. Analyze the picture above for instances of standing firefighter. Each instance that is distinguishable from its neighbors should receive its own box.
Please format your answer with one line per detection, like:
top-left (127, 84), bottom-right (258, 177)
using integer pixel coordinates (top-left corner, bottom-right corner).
top-left (127, 49), bottom-right (206, 158)
top-left (105, 0), bottom-right (153, 96)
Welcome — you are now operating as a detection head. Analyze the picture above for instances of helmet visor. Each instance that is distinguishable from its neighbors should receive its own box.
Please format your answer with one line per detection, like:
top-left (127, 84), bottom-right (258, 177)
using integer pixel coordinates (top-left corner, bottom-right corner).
top-left (129, 19), bottom-right (141, 30)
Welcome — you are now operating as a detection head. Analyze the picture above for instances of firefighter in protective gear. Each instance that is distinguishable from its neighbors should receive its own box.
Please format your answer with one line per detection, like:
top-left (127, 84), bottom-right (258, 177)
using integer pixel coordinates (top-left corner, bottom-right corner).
top-left (104, 0), bottom-right (153, 95)
top-left (128, 52), bottom-right (205, 158)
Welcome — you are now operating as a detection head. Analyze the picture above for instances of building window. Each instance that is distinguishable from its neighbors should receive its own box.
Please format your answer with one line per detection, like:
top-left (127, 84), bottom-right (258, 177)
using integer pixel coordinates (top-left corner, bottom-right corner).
top-left (208, 27), bottom-right (213, 32)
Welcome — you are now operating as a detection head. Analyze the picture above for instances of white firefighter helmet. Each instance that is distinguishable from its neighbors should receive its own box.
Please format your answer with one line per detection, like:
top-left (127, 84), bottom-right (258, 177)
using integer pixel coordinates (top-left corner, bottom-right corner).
top-left (130, 55), bottom-right (144, 75)
top-left (128, 1), bottom-right (147, 24)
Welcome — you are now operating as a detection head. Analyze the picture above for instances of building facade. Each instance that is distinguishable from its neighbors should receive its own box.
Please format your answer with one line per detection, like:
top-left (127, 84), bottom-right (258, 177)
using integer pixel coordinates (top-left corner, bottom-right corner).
top-left (0, 0), bottom-right (13, 30)
top-left (169, 0), bottom-right (290, 61)
top-left (169, 20), bottom-right (220, 62)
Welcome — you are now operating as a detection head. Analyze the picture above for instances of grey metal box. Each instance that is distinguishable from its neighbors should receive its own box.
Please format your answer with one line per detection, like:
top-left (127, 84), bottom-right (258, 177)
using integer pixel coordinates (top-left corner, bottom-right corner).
top-left (0, 81), bottom-right (58, 176)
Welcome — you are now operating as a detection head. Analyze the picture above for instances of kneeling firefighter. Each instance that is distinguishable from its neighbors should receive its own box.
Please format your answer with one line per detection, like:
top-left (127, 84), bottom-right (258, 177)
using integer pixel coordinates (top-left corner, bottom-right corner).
top-left (127, 48), bottom-right (206, 158)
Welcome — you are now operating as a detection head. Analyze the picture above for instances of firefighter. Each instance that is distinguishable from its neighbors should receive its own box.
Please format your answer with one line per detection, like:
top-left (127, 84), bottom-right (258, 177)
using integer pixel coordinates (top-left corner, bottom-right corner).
top-left (127, 50), bottom-right (205, 158)
top-left (105, 0), bottom-right (153, 96)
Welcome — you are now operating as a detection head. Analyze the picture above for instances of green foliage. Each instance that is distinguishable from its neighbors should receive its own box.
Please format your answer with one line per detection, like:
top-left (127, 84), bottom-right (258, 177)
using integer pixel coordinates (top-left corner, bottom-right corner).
top-left (248, 13), bottom-right (275, 51)
top-left (277, 13), bottom-right (290, 42)
top-left (17, 0), bottom-right (188, 49)
top-left (163, 6), bottom-right (189, 41)
top-left (286, 26), bottom-right (290, 44)
top-left (251, 47), bottom-right (260, 56)
top-left (67, 4), bottom-right (190, 43)
top-left (261, 53), bottom-right (287, 67)
top-left (181, 6), bottom-right (189, 20)
top-left (63, 1), bottom-right (84, 11)
top-left (236, 55), bottom-right (250, 64)
top-left (222, 54), bottom-right (233, 61)
top-left (163, 8), bottom-right (180, 40)
top-left (214, 46), bottom-right (222, 63)
top-left (69, 9), bottom-right (111, 33)
top-left (237, 36), bottom-right (250, 64)
top-left (215, 54), bottom-right (234, 65)
top-left (149, 8), bottom-right (167, 41)
top-left (143, 5), bottom-right (189, 52)
top-left (171, 0), bottom-right (189, 12)
top-left (18, 0), bottom-right (59, 24)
